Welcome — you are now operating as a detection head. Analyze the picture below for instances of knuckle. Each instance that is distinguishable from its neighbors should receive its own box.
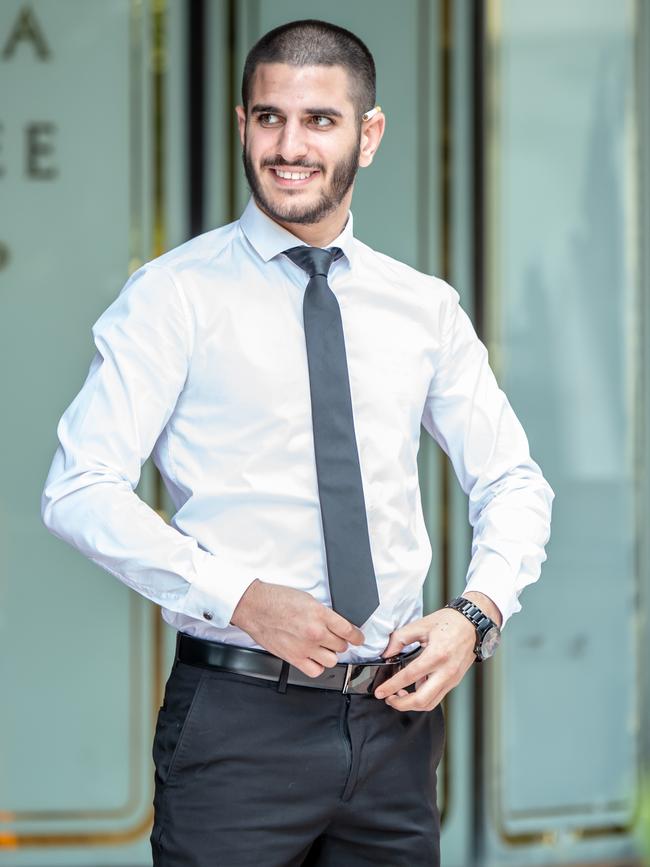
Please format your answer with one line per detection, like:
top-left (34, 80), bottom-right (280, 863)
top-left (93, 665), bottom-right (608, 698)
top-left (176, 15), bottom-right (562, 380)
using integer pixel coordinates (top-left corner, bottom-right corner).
top-left (305, 622), bottom-right (323, 642)
top-left (297, 641), bottom-right (312, 658)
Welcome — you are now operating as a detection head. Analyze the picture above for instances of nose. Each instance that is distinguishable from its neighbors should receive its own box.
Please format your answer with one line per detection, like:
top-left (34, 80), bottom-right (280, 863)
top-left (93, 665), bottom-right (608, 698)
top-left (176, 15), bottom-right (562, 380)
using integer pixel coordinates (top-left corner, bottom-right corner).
top-left (276, 116), bottom-right (309, 164)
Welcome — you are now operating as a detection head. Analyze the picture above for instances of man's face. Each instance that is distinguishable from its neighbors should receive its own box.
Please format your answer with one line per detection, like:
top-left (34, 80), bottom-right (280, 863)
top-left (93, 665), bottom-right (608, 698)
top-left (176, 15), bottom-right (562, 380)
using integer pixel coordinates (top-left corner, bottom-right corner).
top-left (236, 63), bottom-right (362, 226)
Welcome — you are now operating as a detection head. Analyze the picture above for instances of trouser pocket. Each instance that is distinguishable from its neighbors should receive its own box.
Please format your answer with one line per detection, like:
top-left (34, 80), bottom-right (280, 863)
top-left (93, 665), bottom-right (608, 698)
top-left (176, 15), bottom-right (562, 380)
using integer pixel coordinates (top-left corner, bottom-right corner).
top-left (152, 661), bottom-right (207, 787)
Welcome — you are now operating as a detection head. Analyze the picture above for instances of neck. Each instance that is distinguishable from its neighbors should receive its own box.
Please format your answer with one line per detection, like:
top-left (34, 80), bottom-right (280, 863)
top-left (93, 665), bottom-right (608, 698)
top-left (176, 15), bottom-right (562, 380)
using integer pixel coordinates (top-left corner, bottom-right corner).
top-left (280, 214), bottom-right (347, 247)
top-left (260, 197), bottom-right (351, 248)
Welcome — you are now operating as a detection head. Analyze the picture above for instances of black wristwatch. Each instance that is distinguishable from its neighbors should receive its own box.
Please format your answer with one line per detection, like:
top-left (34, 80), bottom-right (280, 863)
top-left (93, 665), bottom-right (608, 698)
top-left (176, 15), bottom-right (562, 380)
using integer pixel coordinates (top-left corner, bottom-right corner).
top-left (444, 596), bottom-right (501, 662)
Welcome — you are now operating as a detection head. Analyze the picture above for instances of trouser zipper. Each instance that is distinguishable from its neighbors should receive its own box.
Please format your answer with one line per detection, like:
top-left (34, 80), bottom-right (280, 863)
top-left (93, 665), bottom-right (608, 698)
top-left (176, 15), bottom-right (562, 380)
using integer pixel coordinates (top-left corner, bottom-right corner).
top-left (339, 694), bottom-right (354, 800)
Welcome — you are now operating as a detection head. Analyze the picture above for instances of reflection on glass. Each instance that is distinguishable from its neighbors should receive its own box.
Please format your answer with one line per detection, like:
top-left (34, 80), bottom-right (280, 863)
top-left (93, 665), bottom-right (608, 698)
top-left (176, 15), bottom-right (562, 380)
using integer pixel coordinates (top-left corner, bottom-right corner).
top-left (488, 0), bottom-right (640, 838)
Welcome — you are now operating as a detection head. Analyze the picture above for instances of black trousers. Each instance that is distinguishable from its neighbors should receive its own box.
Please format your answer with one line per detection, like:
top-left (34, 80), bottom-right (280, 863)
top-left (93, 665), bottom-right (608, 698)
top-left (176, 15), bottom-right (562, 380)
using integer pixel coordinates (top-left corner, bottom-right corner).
top-left (151, 656), bottom-right (445, 866)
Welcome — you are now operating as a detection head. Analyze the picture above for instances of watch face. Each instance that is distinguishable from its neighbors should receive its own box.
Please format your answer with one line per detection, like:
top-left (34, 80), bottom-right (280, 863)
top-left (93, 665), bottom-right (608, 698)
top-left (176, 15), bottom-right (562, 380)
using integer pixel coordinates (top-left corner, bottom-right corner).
top-left (480, 626), bottom-right (501, 659)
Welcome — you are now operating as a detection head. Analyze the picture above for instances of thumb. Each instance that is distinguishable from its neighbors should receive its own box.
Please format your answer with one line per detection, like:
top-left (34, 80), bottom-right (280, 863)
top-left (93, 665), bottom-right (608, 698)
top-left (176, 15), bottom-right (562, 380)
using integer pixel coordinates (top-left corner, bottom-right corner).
top-left (381, 620), bottom-right (427, 658)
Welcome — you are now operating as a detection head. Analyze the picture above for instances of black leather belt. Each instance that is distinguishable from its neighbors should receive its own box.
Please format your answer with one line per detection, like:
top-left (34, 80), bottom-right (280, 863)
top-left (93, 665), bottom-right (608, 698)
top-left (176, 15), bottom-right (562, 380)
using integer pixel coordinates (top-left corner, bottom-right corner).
top-left (175, 632), bottom-right (423, 696)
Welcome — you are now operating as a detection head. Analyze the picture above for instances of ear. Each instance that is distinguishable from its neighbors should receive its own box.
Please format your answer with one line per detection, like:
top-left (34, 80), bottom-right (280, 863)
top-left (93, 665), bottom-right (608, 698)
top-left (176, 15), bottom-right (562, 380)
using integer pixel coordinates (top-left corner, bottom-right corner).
top-left (358, 111), bottom-right (386, 168)
top-left (235, 105), bottom-right (246, 147)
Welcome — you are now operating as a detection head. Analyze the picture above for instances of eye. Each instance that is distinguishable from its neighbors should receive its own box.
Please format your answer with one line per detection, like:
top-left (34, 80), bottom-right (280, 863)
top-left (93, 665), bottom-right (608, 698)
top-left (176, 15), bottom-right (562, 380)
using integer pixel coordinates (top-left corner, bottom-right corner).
top-left (310, 115), bottom-right (333, 128)
top-left (258, 113), bottom-right (283, 127)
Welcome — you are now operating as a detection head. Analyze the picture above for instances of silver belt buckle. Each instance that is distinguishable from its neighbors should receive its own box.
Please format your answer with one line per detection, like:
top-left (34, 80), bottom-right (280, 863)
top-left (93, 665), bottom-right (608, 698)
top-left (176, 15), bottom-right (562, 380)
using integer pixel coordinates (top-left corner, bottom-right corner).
top-left (341, 656), bottom-right (404, 695)
top-left (341, 663), bottom-right (355, 694)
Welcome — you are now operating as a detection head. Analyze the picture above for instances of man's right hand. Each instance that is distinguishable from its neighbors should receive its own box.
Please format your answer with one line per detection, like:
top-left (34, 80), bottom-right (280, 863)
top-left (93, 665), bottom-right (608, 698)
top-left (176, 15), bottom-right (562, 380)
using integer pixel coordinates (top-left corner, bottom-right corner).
top-left (229, 579), bottom-right (365, 678)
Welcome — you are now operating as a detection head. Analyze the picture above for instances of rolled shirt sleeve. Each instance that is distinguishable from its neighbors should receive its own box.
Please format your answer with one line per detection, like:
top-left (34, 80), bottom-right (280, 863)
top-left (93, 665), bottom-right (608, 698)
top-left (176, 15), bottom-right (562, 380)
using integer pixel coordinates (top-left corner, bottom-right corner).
top-left (421, 282), bottom-right (554, 626)
top-left (40, 264), bottom-right (256, 628)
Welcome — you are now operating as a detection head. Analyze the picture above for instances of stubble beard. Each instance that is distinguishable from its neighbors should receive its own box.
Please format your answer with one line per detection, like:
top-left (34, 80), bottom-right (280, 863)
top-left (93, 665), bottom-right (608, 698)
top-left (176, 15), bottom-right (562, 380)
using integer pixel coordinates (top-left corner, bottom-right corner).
top-left (242, 134), bottom-right (360, 226)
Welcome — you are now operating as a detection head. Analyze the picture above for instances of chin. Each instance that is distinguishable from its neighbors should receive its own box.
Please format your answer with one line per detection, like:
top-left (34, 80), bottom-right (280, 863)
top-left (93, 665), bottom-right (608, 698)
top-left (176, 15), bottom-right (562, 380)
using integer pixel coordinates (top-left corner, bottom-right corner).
top-left (263, 195), bottom-right (321, 224)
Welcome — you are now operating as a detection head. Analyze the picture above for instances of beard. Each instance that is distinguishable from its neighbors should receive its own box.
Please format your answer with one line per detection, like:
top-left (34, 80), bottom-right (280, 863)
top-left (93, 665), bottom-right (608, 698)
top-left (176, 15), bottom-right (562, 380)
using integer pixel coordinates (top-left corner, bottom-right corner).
top-left (242, 135), bottom-right (360, 225)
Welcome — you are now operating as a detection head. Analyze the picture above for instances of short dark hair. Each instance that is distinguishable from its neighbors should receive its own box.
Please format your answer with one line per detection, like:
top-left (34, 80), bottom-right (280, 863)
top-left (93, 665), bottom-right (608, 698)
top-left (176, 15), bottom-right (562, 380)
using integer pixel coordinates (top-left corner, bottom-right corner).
top-left (241, 19), bottom-right (376, 118)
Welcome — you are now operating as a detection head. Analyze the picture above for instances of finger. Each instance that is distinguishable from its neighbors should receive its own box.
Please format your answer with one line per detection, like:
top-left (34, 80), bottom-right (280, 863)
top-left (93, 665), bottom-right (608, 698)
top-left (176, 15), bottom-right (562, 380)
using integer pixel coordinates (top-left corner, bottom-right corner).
top-left (320, 632), bottom-right (350, 654)
top-left (386, 676), bottom-right (445, 713)
top-left (324, 609), bottom-right (365, 645)
top-left (309, 646), bottom-right (339, 669)
top-left (380, 633), bottom-right (405, 659)
top-left (374, 654), bottom-right (433, 699)
top-left (296, 657), bottom-right (326, 678)
top-left (381, 621), bottom-right (428, 658)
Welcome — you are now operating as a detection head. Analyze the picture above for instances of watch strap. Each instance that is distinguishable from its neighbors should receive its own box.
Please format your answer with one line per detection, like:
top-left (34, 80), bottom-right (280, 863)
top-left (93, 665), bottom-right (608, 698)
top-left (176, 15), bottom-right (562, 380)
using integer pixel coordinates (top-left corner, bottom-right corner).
top-left (444, 596), bottom-right (499, 661)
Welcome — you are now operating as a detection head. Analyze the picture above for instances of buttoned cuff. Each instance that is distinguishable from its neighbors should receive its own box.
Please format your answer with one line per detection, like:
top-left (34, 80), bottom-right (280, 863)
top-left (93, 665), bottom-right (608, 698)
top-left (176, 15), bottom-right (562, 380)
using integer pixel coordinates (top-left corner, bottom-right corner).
top-left (185, 547), bottom-right (258, 628)
top-left (462, 552), bottom-right (523, 629)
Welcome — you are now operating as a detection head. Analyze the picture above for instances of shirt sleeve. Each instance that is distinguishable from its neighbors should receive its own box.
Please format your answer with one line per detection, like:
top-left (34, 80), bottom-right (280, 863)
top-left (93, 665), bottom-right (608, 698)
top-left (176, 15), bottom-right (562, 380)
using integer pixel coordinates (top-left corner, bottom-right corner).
top-left (40, 263), bottom-right (257, 628)
top-left (421, 281), bottom-right (554, 627)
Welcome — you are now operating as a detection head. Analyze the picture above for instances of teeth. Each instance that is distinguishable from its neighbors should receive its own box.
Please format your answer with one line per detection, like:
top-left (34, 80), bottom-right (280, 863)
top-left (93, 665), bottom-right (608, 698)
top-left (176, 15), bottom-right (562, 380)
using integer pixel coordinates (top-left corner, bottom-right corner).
top-left (275, 169), bottom-right (312, 180)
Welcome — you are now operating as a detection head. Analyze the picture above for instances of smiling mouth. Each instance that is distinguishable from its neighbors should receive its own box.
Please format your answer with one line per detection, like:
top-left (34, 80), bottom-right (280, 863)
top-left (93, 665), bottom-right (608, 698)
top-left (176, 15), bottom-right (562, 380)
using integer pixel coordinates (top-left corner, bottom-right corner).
top-left (269, 167), bottom-right (320, 185)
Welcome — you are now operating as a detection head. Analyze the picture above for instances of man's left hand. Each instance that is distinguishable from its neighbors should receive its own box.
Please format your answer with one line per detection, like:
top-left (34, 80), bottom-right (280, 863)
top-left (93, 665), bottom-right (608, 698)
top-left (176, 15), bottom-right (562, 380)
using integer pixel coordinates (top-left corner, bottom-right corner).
top-left (373, 591), bottom-right (502, 712)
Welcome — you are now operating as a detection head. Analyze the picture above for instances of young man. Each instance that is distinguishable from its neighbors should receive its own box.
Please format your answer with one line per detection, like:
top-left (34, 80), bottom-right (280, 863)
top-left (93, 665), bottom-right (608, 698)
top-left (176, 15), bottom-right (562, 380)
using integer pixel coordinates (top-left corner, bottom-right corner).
top-left (41, 19), bottom-right (553, 867)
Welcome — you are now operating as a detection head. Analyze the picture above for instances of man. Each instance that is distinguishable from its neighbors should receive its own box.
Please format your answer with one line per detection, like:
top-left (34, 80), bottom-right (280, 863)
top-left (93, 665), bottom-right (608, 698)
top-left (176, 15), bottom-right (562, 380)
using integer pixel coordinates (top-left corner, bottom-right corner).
top-left (41, 18), bottom-right (553, 867)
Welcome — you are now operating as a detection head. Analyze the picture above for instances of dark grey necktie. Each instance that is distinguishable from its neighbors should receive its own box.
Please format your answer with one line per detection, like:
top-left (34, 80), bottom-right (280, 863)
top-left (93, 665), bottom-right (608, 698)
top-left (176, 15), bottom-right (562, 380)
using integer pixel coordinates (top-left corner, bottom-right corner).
top-left (283, 245), bottom-right (380, 627)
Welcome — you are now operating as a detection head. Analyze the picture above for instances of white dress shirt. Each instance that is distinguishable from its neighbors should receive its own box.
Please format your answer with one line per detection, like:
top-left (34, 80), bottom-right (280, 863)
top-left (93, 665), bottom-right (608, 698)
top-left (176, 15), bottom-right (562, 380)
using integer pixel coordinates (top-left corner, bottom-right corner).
top-left (41, 196), bottom-right (554, 662)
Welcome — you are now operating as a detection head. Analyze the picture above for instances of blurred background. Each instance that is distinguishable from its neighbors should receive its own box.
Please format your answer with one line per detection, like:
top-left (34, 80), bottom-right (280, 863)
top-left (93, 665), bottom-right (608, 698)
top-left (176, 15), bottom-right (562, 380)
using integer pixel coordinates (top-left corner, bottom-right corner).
top-left (1, 1), bottom-right (649, 865)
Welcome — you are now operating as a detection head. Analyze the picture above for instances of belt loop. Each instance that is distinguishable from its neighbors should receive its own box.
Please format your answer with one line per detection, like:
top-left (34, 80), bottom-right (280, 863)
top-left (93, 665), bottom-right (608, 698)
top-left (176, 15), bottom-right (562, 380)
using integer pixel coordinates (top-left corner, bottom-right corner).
top-left (174, 631), bottom-right (182, 663)
top-left (276, 660), bottom-right (290, 694)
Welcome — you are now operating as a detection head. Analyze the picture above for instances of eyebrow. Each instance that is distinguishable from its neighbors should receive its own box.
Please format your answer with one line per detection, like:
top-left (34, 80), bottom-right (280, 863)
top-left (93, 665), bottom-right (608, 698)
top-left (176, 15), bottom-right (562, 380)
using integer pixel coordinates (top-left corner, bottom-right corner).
top-left (250, 103), bottom-right (344, 118)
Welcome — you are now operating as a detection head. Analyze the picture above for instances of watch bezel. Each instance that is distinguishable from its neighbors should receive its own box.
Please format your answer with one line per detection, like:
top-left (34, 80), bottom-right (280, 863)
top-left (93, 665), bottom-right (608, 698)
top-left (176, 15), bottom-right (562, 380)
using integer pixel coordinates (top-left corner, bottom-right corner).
top-left (478, 624), bottom-right (501, 660)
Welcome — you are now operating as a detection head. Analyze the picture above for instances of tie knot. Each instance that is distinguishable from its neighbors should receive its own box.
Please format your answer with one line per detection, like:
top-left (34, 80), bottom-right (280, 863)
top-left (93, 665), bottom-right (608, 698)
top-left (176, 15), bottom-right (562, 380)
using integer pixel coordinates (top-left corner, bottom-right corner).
top-left (283, 245), bottom-right (342, 278)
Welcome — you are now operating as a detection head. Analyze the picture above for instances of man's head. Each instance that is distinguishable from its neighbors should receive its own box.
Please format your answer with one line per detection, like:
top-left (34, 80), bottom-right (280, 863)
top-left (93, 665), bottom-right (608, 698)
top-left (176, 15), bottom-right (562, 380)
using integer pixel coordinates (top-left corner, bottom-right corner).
top-left (236, 19), bottom-right (385, 236)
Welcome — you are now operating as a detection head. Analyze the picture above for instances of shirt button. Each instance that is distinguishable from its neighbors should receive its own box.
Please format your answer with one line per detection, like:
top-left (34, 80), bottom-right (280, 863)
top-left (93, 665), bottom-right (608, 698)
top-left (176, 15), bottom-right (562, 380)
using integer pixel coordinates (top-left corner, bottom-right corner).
top-left (203, 611), bottom-right (213, 621)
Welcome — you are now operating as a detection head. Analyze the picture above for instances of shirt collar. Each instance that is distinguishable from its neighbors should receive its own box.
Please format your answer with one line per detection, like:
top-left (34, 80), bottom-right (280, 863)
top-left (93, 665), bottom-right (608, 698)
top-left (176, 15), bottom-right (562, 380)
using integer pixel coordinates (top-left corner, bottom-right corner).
top-left (239, 196), bottom-right (356, 266)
